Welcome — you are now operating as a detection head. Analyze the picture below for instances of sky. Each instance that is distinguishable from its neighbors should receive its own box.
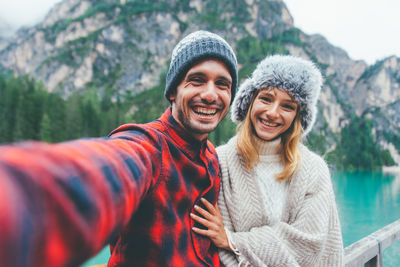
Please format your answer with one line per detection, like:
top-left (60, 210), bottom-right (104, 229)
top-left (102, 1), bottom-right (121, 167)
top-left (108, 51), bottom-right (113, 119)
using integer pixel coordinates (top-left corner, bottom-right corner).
top-left (284, 0), bottom-right (400, 64)
top-left (0, 0), bottom-right (62, 30)
top-left (0, 0), bottom-right (399, 64)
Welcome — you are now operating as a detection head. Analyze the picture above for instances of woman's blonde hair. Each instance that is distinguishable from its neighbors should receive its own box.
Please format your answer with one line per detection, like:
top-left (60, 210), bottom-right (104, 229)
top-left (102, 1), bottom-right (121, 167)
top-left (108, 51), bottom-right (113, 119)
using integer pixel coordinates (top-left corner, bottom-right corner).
top-left (236, 89), bottom-right (303, 181)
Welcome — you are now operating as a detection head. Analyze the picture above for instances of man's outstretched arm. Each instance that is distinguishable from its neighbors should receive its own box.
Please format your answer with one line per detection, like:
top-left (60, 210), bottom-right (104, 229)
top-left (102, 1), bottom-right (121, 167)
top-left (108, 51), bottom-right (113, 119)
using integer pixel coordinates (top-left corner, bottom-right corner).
top-left (0, 132), bottom-right (160, 267)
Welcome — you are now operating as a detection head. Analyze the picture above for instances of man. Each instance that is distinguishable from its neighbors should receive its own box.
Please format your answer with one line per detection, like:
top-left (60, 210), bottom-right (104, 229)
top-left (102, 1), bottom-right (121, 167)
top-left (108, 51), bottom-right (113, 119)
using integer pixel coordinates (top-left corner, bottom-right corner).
top-left (0, 30), bottom-right (238, 267)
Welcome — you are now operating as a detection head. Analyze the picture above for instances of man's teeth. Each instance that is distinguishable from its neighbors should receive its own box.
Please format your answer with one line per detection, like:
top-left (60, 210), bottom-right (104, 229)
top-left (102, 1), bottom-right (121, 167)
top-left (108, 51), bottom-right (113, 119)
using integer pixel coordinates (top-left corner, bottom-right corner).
top-left (261, 119), bottom-right (278, 127)
top-left (194, 107), bottom-right (217, 115)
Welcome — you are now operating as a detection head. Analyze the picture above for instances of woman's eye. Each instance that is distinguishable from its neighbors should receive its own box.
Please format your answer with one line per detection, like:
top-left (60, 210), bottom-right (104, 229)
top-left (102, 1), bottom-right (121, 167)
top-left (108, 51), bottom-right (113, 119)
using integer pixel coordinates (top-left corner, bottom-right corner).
top-left (261, 97), bottom-right (272, 103)
top-left (283, 104), bottom-right (296, 111)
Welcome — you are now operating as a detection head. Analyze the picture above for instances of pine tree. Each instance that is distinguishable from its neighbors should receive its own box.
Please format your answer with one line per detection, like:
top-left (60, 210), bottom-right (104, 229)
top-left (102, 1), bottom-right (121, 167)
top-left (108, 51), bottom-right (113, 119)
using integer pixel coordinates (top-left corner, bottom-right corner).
top-left (82, 88), bottom-right (101, 137)
top-left (45, 93), bottom-right (67, 142)
top-left (14, 76), bottom-right (46, 141)
top-left (65, 92), bottom-right (84, 140)
top-left (39, 113), bottom-right (52, 142)
top-left (1, 76), bottom-right (22, 142)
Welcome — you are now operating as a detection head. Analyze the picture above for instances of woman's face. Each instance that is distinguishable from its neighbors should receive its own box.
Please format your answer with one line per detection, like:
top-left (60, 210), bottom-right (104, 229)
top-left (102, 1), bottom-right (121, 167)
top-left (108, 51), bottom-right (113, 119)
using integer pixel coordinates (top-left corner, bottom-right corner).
top-left (250, 88), bottom-right (298, 141)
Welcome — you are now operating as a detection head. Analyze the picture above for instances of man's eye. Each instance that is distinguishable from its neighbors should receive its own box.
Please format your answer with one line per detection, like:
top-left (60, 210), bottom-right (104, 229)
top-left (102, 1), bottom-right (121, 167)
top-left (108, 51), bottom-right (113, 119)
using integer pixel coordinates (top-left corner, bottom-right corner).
top-left (190, 77), bottom-right (204, 83)
top-left (216, 81), bottom-right (230, 89)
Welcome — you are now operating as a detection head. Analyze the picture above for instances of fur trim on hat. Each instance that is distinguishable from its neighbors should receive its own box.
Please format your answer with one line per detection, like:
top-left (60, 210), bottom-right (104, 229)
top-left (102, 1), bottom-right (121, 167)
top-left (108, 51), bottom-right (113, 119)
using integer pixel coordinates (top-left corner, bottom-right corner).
top-left (231, 54), bottom-right (322, 136)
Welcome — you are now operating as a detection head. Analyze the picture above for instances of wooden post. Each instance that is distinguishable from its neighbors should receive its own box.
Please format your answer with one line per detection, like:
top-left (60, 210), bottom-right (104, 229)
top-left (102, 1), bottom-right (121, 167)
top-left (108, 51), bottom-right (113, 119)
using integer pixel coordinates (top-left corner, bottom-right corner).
top-left (364, 250), bottom-right (382, 267)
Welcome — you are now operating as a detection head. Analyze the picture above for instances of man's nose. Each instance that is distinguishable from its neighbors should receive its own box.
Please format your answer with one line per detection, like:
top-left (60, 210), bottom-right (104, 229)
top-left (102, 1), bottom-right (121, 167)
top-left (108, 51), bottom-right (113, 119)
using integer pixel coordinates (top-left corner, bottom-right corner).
top-left (200, 82), bottom-right (218, 103)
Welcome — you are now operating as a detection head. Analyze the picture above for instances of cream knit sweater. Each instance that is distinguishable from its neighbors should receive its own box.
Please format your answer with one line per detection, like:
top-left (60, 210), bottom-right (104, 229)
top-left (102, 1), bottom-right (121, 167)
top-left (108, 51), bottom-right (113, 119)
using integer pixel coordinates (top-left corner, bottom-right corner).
top-left (252, 138), bottom-right (288, 225)
top-left (216, 136), bottom-right (344, 267)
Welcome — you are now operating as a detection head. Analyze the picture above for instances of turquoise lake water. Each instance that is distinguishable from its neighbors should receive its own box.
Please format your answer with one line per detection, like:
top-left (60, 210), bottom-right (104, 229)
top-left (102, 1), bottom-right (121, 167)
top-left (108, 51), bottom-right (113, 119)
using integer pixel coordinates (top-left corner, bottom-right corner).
top-left (333, 171), bottom-right (400, 266)
top-left (82, 171), bottom-right (400, 266)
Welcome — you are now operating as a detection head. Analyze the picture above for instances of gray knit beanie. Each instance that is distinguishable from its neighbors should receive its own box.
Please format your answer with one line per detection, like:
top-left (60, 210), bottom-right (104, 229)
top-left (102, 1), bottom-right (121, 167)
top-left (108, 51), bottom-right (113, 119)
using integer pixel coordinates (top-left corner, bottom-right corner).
top-left (231, 54), bottom-right (323, 136)
top-left (165, 31), bottom-right (238, 103)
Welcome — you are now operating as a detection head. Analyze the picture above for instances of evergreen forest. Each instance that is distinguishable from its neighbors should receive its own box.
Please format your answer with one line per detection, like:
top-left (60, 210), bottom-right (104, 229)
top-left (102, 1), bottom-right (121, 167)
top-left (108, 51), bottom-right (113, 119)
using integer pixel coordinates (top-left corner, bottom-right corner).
top-left (0, 31), bottom-right (396, 170)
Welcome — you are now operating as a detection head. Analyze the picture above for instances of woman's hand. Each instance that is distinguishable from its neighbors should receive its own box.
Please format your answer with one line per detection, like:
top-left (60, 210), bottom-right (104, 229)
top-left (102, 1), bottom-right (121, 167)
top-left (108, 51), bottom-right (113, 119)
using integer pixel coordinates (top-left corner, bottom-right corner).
top-left (191, 198), bottom-right (230, 250)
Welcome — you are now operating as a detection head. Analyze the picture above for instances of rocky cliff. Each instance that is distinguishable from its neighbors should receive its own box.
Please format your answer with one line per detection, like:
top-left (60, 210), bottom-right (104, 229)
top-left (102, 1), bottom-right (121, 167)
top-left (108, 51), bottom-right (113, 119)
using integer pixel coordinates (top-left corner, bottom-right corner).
top-left (0, 0), bottom-right (399, 167)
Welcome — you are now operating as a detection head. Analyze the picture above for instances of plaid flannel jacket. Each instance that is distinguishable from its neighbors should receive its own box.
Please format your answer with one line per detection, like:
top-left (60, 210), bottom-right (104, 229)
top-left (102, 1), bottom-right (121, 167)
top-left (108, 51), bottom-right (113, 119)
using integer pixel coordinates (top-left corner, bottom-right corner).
top-left (0, 108), bottom-right (221, 267)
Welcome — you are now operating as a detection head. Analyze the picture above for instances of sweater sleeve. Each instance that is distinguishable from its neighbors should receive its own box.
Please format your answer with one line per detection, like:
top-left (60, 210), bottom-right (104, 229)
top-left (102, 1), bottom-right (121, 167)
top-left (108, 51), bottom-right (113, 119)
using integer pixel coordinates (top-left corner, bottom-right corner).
top-left (227, 157), bottom-right (342, 267)
top-left (0, 129), bottom-right (162, 267)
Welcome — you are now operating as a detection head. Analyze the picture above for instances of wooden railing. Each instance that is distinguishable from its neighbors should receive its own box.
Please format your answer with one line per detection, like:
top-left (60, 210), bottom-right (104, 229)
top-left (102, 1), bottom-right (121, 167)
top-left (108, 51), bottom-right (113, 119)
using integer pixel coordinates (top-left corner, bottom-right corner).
top-left (89, 219), bottom-right (400, 267)
top-left (344, 218), bottom-right (400, 267)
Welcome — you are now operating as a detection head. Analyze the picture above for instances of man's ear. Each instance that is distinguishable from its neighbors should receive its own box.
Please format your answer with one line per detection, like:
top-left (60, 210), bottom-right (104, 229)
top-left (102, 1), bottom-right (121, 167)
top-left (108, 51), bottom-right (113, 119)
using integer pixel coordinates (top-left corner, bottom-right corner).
top-left (169, 90), bottom-right (176, 102)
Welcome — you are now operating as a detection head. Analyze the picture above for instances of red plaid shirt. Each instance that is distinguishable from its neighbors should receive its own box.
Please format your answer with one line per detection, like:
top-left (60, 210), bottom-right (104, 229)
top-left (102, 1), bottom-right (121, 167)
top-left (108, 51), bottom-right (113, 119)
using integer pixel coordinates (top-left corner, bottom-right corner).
top-left (0, 108), bottom-right (221, 267)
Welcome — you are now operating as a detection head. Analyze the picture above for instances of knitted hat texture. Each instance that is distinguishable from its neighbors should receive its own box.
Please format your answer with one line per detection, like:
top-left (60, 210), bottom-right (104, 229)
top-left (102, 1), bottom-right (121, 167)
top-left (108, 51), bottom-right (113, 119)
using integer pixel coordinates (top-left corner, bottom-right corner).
top-left (165, 31), bottom-right (238, 102)
top-left (231, 55), bottom-right (322, 135)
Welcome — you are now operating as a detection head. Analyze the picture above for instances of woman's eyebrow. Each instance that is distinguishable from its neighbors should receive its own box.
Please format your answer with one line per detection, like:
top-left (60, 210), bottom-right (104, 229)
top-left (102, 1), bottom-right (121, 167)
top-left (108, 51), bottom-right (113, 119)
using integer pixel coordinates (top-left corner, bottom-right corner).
top-left (258, 91), bottom-right (297, 103)
top-left (258, 91), bottom-right (274, 97)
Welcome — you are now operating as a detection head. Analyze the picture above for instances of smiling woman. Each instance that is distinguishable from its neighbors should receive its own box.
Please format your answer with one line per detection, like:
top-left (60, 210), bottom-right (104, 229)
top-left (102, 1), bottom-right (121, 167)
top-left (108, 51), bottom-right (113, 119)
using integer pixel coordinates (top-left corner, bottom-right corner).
top-left (191, 55), bottom-right (344, 267)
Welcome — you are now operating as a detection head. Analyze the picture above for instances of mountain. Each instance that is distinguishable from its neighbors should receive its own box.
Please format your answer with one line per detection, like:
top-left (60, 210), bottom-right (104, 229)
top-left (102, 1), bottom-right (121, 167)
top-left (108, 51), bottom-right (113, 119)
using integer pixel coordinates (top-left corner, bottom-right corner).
top-left (0, 0), bottom-right (399, 169)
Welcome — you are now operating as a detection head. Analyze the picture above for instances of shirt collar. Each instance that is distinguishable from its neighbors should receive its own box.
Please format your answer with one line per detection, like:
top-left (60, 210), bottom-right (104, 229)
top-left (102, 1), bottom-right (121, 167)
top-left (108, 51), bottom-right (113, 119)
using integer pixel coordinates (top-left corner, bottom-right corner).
top-left (159, 107), bottom-right (208, 160)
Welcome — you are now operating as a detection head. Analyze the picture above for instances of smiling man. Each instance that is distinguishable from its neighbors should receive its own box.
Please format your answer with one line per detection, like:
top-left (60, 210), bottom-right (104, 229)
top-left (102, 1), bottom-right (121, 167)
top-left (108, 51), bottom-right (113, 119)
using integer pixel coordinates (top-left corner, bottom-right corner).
top-left (0, 31), bottom-right (238, 267)
top-left (169, 59), bottom-right (232, 140)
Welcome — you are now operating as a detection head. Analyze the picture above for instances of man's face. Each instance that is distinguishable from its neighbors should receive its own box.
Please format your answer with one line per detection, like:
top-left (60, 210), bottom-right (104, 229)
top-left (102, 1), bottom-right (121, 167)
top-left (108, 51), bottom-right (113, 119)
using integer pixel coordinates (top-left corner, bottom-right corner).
top-left (169, 59), bottom-right (232, 141)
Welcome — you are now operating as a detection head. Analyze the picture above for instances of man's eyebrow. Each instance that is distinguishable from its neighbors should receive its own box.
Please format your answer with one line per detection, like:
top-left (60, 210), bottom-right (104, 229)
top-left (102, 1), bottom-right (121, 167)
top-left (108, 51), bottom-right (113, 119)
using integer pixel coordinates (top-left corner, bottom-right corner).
top-left (185, 72), bottom-right (232, 84)
top-left (217, 76), bottom-right (232, 84)
top-left (186, 72), bottom-right (206, 79)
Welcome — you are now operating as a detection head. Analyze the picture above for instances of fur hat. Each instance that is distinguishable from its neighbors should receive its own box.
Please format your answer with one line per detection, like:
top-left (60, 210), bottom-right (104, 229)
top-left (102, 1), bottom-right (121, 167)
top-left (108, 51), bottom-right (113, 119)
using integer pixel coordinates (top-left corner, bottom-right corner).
top-left (165, 30), bottom-right (238, 103)
top-left (231, 54), bottom-right (322, 135)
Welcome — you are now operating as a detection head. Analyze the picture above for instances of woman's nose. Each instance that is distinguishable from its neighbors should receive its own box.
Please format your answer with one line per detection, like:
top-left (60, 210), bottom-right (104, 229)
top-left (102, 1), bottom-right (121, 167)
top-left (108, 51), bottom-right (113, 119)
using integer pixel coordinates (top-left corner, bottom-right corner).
top-left (266, 103), bottom-right (279, 118)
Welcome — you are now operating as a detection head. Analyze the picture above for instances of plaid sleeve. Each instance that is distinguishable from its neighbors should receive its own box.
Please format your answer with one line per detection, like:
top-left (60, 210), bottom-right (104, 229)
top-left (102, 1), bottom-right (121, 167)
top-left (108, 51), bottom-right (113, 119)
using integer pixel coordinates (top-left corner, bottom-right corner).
top-left (0, 131), bottom-right (161, 267)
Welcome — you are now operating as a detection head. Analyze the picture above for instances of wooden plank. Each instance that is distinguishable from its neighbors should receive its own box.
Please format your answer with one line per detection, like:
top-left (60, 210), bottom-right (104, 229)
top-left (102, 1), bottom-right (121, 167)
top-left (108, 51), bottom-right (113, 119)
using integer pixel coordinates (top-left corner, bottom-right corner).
top-left (345, 237), bottom-right (379, 267)
top-left (371, 219), bottom-right (400, 251)
top-left (344, 219), bottom-right (400, 267)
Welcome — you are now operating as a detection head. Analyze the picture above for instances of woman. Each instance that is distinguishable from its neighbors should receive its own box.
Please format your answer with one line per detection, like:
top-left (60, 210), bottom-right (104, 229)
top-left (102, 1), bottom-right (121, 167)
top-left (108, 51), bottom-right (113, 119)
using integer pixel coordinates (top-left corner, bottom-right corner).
top-left (191, 55), bottom-right (344, 266)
